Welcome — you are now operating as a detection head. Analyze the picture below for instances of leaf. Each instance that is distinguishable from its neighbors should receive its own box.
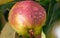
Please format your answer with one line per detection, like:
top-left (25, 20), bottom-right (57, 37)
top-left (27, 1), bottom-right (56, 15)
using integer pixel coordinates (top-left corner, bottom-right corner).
top-left (43, 0), bottom-right (57, 34)
top-left (0, 0), bottom-right (13, 5)
top-left (0, 1), bottom-right (16, 10)
top-left (0, 1), bottom-right (16, 22)
top-left (52, 2), bottom-right (60, 21)
top-left (0, 1), bottom-right (15, 31)
top-left (43, 2), bottom-right (60, 38)
top-left (0, 11), bottom-right (3, 17)
top-left (35, 0), bottom-right (50, 7)
top-left (46, 3), bottom-right (60, 38)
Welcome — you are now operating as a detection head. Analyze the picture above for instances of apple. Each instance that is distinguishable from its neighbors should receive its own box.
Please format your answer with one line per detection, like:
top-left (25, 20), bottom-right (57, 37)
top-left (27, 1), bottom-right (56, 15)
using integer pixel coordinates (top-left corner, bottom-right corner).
top-left (8, 1), bottom-right (46, 37)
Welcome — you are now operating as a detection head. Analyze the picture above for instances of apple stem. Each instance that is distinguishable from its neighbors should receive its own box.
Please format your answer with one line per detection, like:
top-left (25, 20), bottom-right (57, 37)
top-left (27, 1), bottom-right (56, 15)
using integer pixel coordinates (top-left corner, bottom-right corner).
top-left (29, 29), bottom-right (35, 38)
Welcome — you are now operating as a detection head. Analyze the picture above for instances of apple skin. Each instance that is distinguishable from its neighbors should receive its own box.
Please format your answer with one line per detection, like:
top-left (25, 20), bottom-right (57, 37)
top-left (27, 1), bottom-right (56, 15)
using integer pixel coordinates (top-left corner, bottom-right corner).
top-left (8, 1), bottom-right (46, 36)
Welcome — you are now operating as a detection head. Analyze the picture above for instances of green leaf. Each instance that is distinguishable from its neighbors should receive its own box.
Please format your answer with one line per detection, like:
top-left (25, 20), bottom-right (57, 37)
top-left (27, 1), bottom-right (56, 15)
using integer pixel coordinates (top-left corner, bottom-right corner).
top-left (0, 1), bottom-right (16, 22)
top-left (0, 11), bottom-right (3, 17)
top-left (0, 1), bottom-right (16, 32)
top-left (43, 2), bottom-right (60, 38)
top-left (52, 2), bottom-right (60, 21)
top-left (0, 1), bottom-right (16, 10)
top-left (35, 0), bottom-right (50, 6)
top-left (43, 0), bottom-right (57, 34)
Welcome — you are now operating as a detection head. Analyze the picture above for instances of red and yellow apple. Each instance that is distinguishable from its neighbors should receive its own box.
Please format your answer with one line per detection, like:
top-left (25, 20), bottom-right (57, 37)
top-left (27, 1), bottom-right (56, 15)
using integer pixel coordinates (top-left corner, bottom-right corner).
top-left (8, 1), bottom-right (46, 36)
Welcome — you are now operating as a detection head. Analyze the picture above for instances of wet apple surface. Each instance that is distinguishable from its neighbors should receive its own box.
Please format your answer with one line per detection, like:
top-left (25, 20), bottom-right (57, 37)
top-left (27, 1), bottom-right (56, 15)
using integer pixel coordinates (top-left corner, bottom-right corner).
top-left (8, 1), bottom-right (46, 36)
